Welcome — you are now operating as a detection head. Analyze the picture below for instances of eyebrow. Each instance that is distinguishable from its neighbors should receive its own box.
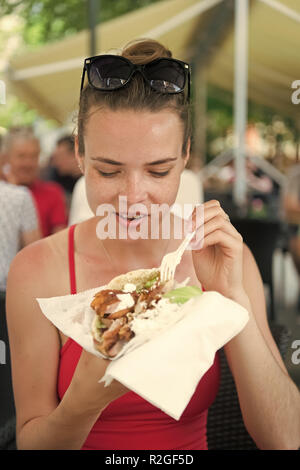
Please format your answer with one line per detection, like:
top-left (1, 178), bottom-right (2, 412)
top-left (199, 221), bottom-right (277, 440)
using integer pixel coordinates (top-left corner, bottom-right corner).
top-left (91, 156), bottom-right (178, 166)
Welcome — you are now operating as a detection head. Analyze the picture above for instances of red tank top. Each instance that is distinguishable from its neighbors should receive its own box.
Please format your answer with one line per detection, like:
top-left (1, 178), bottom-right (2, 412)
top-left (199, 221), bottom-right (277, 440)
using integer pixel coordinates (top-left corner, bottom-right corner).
top-left (57, 224), bottom-right (220, 450)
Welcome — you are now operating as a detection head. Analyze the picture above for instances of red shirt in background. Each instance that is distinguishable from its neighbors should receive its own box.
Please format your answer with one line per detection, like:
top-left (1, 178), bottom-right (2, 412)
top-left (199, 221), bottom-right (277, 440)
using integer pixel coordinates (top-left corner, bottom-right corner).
top-left (29, 180), bottom-right (68, 237)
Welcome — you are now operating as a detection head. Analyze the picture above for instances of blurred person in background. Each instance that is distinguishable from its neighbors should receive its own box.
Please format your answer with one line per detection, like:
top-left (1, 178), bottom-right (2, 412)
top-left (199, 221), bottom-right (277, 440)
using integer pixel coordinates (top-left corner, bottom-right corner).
top-left (282, 163), bottom-right (300, 286)
top-left (170, 167), bottom-right (203, 219)
top-left (68, 174), bottom-right (93, 225)
top-left (0, 134), bottom-right (8, 175)
top-left (0, 133), bottom-right (40, 292)
top-left (4, 127), bottom-right (68, 238)
top-left (42, 135), bottom-right (81, 208)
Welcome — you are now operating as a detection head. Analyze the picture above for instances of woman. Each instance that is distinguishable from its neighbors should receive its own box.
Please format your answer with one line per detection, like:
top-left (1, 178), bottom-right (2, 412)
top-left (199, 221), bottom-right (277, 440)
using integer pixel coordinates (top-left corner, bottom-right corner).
top-left (6, 39), bottom-right (300, 450)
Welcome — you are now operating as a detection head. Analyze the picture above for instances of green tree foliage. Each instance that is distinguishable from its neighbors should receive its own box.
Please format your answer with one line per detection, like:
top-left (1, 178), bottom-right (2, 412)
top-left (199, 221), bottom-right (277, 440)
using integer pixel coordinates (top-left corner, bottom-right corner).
top-left (205, 85), bottom-right (299, 165)
top-left (0, 0), bottom-right (161, 46)
top-left (0, 1), bottom-right (160, 128)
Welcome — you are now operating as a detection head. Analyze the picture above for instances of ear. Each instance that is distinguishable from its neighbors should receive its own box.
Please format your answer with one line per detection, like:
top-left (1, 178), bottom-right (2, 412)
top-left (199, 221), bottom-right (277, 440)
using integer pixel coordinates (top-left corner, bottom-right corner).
top-left (182, 138), bottom-right (191, 168)
top-left (74, 135), bottom-right (85, 174)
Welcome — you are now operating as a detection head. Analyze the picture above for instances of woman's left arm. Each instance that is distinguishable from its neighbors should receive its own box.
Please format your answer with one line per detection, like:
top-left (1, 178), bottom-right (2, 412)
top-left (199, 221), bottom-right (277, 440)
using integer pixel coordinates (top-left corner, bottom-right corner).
top-left (190, 200), bottom-right (300, 450)
top-left (224, 243), bottom-right (300, 450)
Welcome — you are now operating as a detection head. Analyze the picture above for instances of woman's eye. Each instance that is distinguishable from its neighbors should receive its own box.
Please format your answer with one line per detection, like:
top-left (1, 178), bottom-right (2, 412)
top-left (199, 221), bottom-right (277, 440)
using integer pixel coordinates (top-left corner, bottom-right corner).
top-left (149, 170), bottom-right (170, 178)
top-left (98, 170), bottom-right (119, 177)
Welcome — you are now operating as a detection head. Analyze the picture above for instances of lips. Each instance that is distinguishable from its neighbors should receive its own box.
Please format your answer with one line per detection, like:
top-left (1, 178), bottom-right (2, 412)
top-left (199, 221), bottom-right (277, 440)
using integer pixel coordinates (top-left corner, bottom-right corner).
top-left (114, 212), bottom-right (148, 230)
top-left (116, 212), bottom-right (147, 221)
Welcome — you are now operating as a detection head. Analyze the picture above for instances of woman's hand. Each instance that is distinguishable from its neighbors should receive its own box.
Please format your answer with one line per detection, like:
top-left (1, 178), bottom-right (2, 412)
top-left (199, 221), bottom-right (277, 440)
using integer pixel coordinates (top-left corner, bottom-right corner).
top-left (65, 349), bottom-right (130, 417)
top-left (188, 200), bottom-right (246, 300)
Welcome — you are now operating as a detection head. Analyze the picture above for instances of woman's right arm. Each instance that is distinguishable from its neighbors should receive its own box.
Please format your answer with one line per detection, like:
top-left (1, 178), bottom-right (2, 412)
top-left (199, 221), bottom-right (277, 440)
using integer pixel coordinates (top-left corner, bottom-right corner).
top-left (6, 241), bottom-right (128, 450)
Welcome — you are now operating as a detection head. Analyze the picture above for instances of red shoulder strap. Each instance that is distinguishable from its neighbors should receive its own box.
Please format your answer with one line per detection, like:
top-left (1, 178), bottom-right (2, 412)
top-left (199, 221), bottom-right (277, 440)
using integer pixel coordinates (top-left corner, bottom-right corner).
top-left (68, 224), bottom-right (77, 295)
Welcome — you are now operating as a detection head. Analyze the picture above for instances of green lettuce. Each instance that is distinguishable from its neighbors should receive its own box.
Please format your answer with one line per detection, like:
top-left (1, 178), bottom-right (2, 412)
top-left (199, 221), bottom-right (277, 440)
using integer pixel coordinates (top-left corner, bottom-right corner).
top-left (144, 274), bottom-right (159, 289)
top-left (136, 273), bottom-right (160, 293)
top-left (96, 317), bottom-right (107, 330)
top-left (162, 285), bottom-right (203, 305)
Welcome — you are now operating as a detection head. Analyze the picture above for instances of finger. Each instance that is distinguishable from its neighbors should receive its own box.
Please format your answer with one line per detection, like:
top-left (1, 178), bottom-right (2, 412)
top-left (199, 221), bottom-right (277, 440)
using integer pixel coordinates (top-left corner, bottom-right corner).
top-left (203, 205), bottom-right (229, 224)
top-left (203, 214), bottom-right (241, 240)
top-left (203, 199), bottom-right (221, 209)
top-left (189, 200), bottom-right (221, 220)
top-left (186, 202), bottom-right (229, 233)
top-left (192, 227), bottom-right (243, 253)
top-left (188, 215), bottom-right (243, 251)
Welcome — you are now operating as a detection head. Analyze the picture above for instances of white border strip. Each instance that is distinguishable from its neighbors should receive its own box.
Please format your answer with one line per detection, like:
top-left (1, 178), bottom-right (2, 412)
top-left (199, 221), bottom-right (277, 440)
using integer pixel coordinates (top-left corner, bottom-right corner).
top-left (258, 0), bottom-right (300, 23)
top-left (11, 0), bottom-right (223, 81)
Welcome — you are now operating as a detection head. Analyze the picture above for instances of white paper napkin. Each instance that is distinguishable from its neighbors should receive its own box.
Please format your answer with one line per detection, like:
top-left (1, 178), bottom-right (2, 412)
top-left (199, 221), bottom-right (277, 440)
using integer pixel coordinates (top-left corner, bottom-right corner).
top-left (37, 289), bottom-right (249, 420)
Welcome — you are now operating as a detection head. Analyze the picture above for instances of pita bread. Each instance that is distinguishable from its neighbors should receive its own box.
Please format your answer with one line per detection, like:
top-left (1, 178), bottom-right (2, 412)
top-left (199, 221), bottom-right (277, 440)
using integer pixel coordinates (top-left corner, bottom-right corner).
top-left (107, 268), bottom-right (160, 290)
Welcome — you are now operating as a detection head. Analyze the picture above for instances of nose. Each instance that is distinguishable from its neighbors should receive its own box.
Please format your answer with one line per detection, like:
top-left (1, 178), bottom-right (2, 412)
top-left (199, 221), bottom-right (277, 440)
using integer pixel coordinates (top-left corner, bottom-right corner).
top-left (121, 172), bottom-right (147, 206)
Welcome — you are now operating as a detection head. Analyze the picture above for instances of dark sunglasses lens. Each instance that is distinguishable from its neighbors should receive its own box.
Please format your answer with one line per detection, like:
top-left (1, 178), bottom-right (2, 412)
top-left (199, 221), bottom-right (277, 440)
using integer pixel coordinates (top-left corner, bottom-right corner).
top-left (89, 56), bottom-right (132, 89)
top-left (145, 59), bottom-right (186, 93)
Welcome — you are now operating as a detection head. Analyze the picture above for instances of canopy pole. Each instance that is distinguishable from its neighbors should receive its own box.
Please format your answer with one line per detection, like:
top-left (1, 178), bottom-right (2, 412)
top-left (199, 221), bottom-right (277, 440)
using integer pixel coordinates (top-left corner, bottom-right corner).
top-left (233, 0), bottom-right (249, 211)
top-left (193, 63), bottom-right (207, 169)
top-left (87, 0), bottom-right (99, 56)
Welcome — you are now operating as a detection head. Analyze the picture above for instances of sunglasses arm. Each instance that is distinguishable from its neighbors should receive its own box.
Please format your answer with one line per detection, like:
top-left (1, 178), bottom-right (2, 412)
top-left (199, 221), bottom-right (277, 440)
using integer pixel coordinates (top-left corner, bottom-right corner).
top-left (80, 66), bottom-right (87, 92)
top-left (187, 69), bottom-right (191, 102)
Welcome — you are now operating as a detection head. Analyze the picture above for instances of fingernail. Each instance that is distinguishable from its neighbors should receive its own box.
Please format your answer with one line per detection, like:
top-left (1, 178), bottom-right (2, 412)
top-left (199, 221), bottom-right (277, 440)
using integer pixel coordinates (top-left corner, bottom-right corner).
top-left (186, 217), bottom-right (194, 233)
top-left (189, 233), bottom-right (204, 251)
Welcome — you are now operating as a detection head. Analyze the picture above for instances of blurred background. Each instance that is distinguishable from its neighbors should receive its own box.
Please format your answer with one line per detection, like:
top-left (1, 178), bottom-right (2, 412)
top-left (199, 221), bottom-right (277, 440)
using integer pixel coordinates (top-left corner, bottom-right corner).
top-left (0, 0), bottom-right (299, 396)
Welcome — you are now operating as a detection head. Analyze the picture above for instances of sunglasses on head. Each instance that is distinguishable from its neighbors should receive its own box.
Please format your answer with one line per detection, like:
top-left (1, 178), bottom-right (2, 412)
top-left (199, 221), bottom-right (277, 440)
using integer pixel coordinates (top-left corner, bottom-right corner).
top-left (80, 54), bottom-right (191, 101)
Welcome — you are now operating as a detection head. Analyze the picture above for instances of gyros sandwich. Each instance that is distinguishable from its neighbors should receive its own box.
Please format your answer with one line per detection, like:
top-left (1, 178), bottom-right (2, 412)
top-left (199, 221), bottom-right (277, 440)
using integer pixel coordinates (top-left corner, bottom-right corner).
top-left (91, 268), bottom-right (203, 358)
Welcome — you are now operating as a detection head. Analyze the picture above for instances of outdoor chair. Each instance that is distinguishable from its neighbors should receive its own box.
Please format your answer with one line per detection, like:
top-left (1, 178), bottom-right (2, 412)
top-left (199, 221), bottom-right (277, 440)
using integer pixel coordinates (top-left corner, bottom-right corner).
top-left (207, 323), bottom-right (291, 450)
top-left (230, 218), bottom-right (283, 322)
top-left (0, 292), bottom-right (15, 426)
top-left (0, 292), bottom-right (16, 450)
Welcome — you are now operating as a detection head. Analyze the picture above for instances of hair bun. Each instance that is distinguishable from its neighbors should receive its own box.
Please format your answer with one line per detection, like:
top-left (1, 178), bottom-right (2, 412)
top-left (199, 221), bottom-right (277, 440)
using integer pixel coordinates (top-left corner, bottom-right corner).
top-left (122, 38), bottom-right (172, 64)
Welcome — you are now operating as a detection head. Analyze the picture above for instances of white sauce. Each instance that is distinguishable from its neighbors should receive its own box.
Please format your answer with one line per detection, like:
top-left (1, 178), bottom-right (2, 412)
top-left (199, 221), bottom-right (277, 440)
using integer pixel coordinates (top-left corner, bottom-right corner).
top-left (116, 293), bottom-right (135, 310)
top-left (130, 297), bottom-right (183, 336)
top-left (123, 283), bottom-right (137, 293)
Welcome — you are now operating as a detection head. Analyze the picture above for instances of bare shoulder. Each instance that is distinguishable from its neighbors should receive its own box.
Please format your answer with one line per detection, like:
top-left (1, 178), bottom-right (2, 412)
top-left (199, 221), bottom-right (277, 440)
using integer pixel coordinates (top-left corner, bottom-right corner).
top-left (6, 228), bottom-right (70, 349)
top-left (7, 228), bottom-right (69, 298)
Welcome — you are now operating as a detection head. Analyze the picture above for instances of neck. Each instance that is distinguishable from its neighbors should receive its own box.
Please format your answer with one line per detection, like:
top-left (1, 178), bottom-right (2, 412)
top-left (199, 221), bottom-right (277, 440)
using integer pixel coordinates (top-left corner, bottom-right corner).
top-left (103, 236), bottom-right (172, 272)
top-left (83, 212), bottom-right (187, 267)
top-left (91, 213), bottom-right (184, 272)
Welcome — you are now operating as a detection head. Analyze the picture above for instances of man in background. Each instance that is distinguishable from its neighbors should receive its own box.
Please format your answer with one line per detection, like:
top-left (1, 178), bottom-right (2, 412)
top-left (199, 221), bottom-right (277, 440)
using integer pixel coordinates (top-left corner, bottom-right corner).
top-left (4, 127), bottom-right (68, 238)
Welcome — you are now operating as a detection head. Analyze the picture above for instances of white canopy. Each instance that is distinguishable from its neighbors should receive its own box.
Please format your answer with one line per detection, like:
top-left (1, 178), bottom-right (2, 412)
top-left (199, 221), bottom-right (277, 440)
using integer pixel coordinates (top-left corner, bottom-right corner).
top-left (5, 0), bottom-right (300, 124)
